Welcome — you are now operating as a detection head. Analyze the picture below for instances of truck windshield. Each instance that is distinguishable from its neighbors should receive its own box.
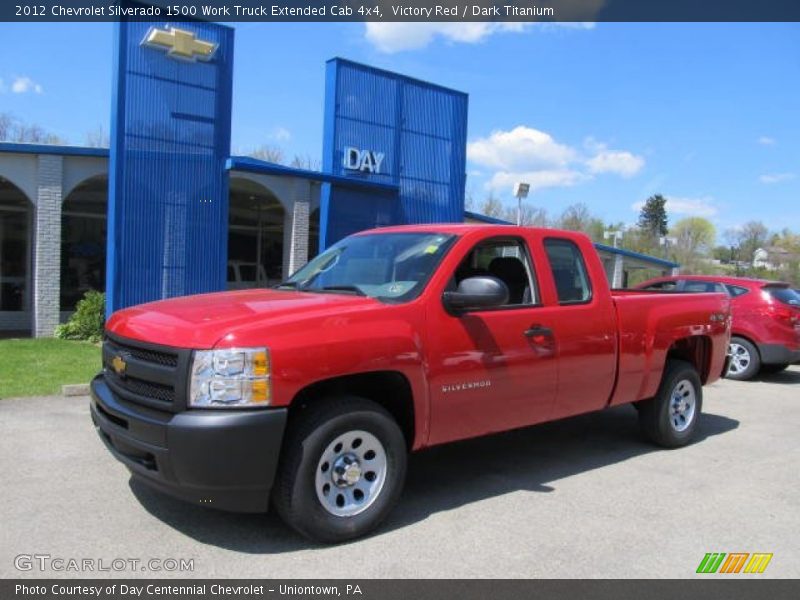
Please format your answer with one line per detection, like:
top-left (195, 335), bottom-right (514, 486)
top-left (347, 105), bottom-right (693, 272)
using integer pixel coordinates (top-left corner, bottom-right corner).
top-left (279, 232), bottom-right (457, 302)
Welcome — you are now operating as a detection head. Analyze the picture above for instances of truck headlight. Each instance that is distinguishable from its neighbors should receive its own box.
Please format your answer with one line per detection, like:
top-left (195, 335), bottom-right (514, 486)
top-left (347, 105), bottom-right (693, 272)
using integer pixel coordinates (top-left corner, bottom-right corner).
top-left (189, 348), bottom-right (271, 408)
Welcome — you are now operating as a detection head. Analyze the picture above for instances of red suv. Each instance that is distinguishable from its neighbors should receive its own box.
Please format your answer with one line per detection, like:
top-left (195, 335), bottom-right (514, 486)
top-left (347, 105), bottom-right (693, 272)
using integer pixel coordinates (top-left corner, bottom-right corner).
top-left (637, 276), bottom-right (800, 380)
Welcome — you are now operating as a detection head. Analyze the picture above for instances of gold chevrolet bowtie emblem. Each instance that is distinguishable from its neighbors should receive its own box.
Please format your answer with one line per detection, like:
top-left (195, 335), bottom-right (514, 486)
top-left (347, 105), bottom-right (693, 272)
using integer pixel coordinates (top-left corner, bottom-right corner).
top-left (142, 27), bottom-right (217, 62)
top-left (110, 355), bottom-right (127, 377)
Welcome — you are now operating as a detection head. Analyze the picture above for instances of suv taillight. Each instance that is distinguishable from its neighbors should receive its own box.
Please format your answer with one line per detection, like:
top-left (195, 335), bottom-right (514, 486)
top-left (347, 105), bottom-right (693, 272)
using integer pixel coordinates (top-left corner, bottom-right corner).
top-left (771, 305), bottom-right (799, 326)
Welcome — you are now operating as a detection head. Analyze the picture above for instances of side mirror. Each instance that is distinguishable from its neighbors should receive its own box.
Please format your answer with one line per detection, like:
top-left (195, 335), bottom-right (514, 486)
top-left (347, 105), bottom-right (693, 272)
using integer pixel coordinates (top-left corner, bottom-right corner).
top-left (443, 276), bottom-right (509, 313)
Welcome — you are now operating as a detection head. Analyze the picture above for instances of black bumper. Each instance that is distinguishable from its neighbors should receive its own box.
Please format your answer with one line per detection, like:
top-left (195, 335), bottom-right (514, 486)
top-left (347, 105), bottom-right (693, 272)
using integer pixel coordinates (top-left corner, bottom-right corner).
top-left (759, 343), bottom-right (800, 366)
top-left (90, 375), bottom-right (287, 513)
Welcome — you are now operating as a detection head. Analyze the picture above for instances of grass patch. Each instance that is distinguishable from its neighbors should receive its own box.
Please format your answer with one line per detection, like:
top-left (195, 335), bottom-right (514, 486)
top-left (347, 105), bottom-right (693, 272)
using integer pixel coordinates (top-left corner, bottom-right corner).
top-left (0, 338), bottom-right (101, 399)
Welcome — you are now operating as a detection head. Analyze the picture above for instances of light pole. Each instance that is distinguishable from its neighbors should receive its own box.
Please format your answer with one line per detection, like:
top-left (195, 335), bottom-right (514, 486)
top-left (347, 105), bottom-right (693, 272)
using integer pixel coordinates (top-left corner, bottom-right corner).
top-left (513, 182), bottom-right (530, 226)
top-left (604, 230), bottom-right (623, 248)
top-left (659, 235), bottom-right (677, 259)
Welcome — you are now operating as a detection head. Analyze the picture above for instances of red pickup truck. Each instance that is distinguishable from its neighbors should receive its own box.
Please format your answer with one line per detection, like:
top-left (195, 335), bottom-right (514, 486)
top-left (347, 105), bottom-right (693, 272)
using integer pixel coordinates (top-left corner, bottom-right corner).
top-left (91, 225), bottom-right (730, 542)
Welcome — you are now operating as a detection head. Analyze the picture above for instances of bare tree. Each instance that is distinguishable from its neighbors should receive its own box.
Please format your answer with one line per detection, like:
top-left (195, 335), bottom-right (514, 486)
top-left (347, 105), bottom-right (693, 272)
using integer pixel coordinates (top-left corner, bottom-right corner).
top-left (0, 113), bottom-right (13, 140)
top-left (0, 112), bottom-right (64, 144)
top-left (85, 126), bottom-right (109, 148)
top-left (503, 205), bottom-right (548, 227)
top-left (290, 154), bottom-right (321, 171)
top-left (725, 221), bottom-right (769, 263)
top-left (479, 192), bottom-right (504, 219)
top-left (248, 144), bottom-right (285, 164)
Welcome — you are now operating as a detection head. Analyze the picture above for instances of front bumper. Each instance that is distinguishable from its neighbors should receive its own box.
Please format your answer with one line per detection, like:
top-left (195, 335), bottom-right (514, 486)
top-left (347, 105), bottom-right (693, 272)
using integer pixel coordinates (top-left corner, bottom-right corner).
top-left (90, 375), bottom-right (287, 513)
top-left (758, 343), bottom-right (800, 366)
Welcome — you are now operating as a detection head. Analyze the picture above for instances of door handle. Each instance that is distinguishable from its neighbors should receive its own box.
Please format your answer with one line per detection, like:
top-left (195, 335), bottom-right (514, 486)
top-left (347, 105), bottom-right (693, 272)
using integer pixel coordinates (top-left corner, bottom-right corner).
top-left (524, 325), bottom-right (553, 338)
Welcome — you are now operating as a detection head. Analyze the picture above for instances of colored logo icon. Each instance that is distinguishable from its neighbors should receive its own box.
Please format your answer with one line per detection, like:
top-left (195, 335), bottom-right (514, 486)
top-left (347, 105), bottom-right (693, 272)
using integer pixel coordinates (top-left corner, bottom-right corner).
top-left (697, 552), bottom-right (773, 574)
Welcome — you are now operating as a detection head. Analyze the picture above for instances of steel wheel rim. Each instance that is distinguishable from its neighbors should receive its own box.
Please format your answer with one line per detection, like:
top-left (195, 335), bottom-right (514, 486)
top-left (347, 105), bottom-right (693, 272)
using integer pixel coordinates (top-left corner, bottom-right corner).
top-left (315, 429), bottom-right (387, 517)
top-left (669, 379), bottom-right (696, 432)
top-left (727, 342), bottom-right (751, 375)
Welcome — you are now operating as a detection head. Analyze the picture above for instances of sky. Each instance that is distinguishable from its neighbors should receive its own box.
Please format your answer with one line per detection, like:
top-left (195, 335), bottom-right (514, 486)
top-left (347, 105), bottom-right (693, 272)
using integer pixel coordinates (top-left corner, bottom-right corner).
top-left (0, 21), bottom-right (798, 237)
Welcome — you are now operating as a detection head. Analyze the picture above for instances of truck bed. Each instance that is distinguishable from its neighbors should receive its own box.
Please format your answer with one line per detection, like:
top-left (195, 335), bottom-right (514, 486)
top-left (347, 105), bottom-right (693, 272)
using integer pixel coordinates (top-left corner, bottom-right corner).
top-left (609, 290), bottom-right (731, 406)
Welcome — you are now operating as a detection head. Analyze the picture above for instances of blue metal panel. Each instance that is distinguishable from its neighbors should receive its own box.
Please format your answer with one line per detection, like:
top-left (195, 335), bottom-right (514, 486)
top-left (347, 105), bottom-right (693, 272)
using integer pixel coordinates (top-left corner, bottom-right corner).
top-left (320, 58), bottom-right (468, 249)
top-left (106, 17), bottom-right (233, 317)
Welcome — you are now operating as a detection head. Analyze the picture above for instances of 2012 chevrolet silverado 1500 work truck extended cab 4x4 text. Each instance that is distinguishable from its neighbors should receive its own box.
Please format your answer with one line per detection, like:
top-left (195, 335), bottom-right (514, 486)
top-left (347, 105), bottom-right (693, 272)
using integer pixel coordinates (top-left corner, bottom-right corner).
top-left (91, 225), bottom-right (731, 542)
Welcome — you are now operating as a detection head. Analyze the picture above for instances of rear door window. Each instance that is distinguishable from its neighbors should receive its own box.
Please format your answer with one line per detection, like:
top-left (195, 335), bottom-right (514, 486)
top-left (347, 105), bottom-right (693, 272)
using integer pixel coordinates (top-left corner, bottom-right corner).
top-left (543, 238), bottom-right (592, 304)
top-left (726, 285), bottom-right (750, 297)
top-left (683, 280), bottom-right (717, 293)
top-left (642, 280), bottom-right (679, 291)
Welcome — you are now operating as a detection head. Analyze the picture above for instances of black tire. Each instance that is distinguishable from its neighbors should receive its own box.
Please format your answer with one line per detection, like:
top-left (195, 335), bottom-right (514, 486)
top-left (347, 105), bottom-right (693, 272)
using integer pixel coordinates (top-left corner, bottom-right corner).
top-left (639, 359), bottom-right (703, 448)
top-left (761, 363), bottom-right (789, 375)
top-left (272, 396), bottom-right (407, 543)
top-left (726, 337), bottom-right (760, 381)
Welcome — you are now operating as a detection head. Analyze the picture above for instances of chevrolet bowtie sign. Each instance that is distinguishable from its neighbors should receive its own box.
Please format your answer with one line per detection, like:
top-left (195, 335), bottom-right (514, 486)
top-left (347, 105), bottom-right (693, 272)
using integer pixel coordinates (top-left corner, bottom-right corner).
top-left (141, 27), bottom-right (217, 62)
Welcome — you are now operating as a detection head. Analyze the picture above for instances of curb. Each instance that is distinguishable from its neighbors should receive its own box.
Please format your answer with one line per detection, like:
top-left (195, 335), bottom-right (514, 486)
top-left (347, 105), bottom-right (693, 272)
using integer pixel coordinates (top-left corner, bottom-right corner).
top-left (62, 384), bottom-right (90, 397)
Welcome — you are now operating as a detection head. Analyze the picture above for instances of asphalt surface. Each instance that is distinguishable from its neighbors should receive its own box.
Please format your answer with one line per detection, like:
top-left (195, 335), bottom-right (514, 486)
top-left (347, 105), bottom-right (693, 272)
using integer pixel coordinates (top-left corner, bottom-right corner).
top-left (2, 367), bottom-right (799, 579)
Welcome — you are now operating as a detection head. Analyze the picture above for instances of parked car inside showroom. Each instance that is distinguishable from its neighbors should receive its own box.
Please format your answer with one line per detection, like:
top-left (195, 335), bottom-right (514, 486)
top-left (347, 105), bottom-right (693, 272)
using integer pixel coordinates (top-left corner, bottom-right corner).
top-left (637, 275), bottom-right (800, 380)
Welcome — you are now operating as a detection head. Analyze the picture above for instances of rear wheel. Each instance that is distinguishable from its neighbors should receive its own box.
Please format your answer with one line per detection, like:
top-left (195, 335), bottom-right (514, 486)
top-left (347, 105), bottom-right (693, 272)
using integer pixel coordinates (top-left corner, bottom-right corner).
top-left (639, 359), bottom-right (703, 448)
top-left (726, 337), bottom-right (760, 381)
top-left (272, 396), bottom-right (407, 543)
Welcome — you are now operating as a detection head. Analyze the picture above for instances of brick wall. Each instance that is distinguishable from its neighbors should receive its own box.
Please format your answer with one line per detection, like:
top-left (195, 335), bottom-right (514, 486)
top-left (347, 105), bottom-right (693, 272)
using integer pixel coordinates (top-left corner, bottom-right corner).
top-left (33, 155), bottom-right (62, 337)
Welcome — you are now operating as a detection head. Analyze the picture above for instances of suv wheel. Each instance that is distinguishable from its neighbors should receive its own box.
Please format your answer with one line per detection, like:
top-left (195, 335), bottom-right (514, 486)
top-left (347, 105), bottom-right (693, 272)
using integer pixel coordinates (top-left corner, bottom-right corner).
top-left (726, 337), bottom-right (760, 381)
top-left (272, 396), bottom-right (407, 543)
top-left (639, 359), bottom-right (703, 448)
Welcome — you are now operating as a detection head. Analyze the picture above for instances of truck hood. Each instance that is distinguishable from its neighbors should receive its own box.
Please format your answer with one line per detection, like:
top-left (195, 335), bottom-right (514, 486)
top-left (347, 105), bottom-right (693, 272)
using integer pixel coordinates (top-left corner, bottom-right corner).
top-left (106, 289), bottom-right (379, 349)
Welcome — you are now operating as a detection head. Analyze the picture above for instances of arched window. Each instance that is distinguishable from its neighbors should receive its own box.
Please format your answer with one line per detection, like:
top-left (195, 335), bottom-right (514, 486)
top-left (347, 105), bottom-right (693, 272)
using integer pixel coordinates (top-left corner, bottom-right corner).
top-left (309, 207), bottom-right (320, 260)
top-left (228, 178), bottom-right (286, 288)
top-left (0, 177), bottom-right (32, 315)
top-left (61, 176), bottom-right (107, 310)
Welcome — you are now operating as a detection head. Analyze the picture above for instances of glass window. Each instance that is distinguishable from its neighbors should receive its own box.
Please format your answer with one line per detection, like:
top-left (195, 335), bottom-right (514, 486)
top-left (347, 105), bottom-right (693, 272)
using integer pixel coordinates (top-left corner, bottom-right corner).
top-left (61, 177), bottom-right (107, 311)
top-left (726, 285), bottom-right (750, 298)
top-left (763, 286), bottom-right (800, 307)
top-left (0, 180), bottom-right (31, 312)
top-left (282, 232), bottom-right (456, 303)
top-left (450, 238), bottom-right (537, 306)
top-left (544, 238), bottom-right (592, 304)
top-left (643, 280), bottom-right (679, 291)
top-left (683, 281), bottom-right (716, 293)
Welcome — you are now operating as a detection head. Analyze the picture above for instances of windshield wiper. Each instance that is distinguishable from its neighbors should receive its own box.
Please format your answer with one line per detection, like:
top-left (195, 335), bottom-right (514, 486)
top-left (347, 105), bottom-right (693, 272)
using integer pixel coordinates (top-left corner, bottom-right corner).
top-left (317, 285), bottom-right (366, 296)
top-left (274, 281), bottom-right (298, 289)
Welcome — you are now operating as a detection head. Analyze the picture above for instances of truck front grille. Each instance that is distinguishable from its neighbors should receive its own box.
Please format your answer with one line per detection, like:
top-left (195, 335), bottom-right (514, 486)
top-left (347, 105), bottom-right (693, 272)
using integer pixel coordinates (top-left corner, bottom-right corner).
top-left (102, 334), bottom-right (191, 412)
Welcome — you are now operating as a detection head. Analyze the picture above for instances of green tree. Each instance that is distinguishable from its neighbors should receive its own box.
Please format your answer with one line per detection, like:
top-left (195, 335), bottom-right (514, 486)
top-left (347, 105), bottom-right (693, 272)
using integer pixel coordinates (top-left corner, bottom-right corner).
top-left (638, 194), bottom-right (669, 238)
top-left (725, 221), bottom-right (769, 265)
top-left (671, 217), bottom-right (716, 273)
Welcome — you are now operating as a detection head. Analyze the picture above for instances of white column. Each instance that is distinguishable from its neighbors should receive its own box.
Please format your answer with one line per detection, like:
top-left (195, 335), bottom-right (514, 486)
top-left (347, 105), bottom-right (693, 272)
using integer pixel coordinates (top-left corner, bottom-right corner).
top-left (33, 155), bottom-right (63, 337)
top-left (612, 254), bottom-right (625, 289)
top-left (284, 180), bottom-right (311, 278)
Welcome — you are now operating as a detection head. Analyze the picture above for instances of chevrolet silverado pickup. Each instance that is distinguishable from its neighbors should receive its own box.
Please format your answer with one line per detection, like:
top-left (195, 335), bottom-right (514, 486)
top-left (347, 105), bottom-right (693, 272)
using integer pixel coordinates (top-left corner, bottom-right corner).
top-left (91, 224), bottom-right (731, 542)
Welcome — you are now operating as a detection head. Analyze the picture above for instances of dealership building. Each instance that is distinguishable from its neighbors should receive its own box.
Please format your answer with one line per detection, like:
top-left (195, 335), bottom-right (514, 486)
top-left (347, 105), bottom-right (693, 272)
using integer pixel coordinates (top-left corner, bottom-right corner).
top-left (0, 21), bottom-right (678, 337)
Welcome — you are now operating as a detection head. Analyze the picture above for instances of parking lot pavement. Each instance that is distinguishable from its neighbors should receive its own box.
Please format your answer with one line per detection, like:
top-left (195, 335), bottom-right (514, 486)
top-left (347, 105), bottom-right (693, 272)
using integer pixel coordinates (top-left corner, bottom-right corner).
top-left (1, 367), bottom-right (798, 579)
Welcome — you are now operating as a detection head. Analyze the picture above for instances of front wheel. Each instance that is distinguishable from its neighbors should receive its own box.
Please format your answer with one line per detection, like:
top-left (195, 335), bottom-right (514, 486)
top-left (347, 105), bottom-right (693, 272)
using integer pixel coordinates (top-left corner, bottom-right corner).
top-left (272, 396), bottom-right (407, 543)
top-left (639, 359), bottom-right (703, 448)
